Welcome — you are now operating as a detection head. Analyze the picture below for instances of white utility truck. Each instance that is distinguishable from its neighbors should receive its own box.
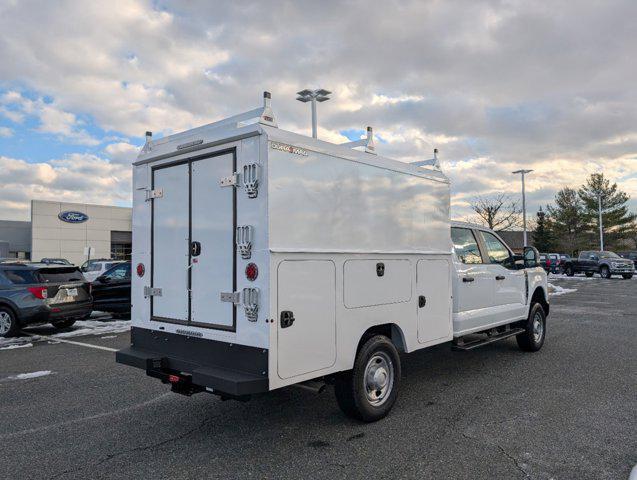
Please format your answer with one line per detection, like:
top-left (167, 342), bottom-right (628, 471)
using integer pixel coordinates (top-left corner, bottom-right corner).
top-left (117, 92), bottom-right (548, 422)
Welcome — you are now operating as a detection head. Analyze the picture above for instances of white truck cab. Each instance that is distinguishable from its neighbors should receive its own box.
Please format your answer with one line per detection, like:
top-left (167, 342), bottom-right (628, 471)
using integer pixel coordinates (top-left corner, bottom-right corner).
top-left (116, 93), bottom-right (548, 422)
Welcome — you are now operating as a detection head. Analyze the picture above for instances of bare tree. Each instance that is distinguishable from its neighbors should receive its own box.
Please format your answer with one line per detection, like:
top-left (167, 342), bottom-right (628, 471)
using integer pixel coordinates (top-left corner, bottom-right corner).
top-left (470, 194), bottom-right (522, 231)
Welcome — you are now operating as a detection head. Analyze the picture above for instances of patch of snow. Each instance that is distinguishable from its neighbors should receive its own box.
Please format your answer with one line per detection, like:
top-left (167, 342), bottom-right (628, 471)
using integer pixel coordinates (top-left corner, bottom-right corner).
top-left (5, 370), bottom-right (52, 381)
top-left (0, 342), bottom-right (33, 350)
top-left (548, 282), bottom-right (577, 297)
top-left (52, 319), bottom-right (131, 339)
top-left (0, 337), bottom-right (33, 350)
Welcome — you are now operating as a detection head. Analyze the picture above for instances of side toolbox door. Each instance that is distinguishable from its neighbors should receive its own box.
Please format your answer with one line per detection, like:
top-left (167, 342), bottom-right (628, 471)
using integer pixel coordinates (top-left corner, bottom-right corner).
top-left (277, 260), bottom-right (336, 380)
top-left (417, 258), bottom-right (452, 344)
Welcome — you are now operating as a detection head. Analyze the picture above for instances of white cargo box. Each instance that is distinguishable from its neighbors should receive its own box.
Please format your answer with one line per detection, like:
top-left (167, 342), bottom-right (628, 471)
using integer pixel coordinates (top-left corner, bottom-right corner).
top-left (118, 93), bottom-right (452, 396)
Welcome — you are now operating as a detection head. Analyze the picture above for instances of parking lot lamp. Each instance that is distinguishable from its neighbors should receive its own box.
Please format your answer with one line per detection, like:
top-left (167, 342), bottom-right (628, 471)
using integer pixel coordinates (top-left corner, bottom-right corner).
top-left (512, 169), bottom-right (533, 246)
top-left (296, 88), bottom-right (331, 139)
top-left (598, 193), bottom-right (604, 251)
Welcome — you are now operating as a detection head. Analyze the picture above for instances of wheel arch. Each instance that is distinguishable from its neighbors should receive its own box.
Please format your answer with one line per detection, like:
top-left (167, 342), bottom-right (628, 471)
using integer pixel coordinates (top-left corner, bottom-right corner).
top-left (356, 323), bottom-right (407, 355)
top-left (531, 287), bottom-right (549, 316)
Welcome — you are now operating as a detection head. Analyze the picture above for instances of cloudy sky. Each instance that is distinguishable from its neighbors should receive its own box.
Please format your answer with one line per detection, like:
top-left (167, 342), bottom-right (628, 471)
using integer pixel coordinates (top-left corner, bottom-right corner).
top-left (0, 0), bottom-right (635, 222)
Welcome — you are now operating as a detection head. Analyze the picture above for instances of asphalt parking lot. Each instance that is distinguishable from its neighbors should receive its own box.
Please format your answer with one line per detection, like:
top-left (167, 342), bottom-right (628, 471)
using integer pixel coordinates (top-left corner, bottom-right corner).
top-left (0, 276), bottom-right (635, 480)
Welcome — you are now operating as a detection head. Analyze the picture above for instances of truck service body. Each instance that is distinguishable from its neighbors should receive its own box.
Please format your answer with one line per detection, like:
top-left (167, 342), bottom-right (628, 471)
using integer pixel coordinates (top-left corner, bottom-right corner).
top-left (117, 93), bottom-right (548, 421)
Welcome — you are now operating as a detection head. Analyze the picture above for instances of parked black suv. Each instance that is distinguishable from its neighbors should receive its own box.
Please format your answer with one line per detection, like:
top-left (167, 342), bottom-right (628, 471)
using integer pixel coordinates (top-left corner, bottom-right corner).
top-left (91, 262), bottom-right (131, 318)
top-left (0, 263), bottom-right (92, 337)
top-left (618, 251), bottom-right (637, 268)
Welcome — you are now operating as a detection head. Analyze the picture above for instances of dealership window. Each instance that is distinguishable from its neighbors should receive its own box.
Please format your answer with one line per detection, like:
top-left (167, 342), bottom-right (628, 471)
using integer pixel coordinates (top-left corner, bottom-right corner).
top-left (111, 231), bottom-right (132, 260)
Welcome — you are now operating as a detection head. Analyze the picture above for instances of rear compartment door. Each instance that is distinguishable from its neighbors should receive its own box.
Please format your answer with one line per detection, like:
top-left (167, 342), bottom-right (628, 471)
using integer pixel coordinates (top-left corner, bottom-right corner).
top-left (152, 163), bottom-right (190, 322)
top-left (190, 154), bottom-right (235, 329)
top-left (151, 150), bottom-right (236, 329)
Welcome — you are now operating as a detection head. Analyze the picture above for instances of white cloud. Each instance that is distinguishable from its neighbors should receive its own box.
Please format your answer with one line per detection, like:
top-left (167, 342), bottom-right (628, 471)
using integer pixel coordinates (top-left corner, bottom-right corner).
top-left (0, 154), bottom-right (131, 220)
top-left (0, 126), bottom-right (13, 137)
top-left (0, 0), bottom-right (635, 220)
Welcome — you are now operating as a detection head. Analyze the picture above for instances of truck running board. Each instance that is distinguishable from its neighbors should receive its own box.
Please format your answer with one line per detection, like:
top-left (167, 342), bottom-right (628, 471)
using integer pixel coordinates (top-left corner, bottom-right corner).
top-left (452, 327), bottom-right (525, 351)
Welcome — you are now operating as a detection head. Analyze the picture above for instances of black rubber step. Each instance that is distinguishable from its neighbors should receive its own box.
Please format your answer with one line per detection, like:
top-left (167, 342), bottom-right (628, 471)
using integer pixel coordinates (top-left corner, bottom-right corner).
top-left (452, 327), bottom-right (525, 351)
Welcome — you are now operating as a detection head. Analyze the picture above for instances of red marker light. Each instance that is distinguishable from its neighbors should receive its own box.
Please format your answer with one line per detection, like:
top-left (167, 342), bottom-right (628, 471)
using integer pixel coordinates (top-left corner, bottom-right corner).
top-left (168, 374), bottom-right (181, 384)
top-left (245, 263), bottom-right (258, 281)
top-left (28, 286), bottom-right (48, 299)
top-left (136, 263), bottom-right (145, 277)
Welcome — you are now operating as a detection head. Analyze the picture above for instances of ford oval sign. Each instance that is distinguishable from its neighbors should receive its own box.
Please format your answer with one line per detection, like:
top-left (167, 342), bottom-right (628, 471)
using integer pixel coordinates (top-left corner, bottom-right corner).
top-left (58, 211), bottom-right (89, 223)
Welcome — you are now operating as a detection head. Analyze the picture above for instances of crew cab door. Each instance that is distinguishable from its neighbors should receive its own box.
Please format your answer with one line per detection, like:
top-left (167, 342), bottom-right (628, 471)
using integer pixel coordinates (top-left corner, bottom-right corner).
top-left (476, 230), bottom-right (526, 323)
top-left (450, 227), bottom-right (495, 334)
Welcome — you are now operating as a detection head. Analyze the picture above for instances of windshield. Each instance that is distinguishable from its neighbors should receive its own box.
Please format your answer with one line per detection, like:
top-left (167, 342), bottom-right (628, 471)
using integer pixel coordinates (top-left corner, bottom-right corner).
top-left (599, 252), bottom-right (620, 259)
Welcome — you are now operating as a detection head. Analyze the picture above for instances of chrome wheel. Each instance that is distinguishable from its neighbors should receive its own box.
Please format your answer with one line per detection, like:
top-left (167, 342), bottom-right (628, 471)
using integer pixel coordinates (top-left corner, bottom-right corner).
top-left (0, 311), bottom-right (12, 335)
top-left (532, 312), bottom-right (544, 344)
top-left (364, 352), bottom-right (394, 406)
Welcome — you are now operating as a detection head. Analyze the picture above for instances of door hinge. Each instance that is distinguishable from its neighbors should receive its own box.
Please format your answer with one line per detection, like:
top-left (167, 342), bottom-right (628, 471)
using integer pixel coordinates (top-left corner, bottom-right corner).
top-left (220, 291), bottom-right (241, 304)
top-left (243, 287), bottom-right (259, 322)
top-left (145, 188), bottom-right (163, 201)
top-left (242, 163), bottom-right (260, 198)
top-left (236, 225), bottom-right (253, 259)
top-left (220, 173), bottom-right (239, 187)
top-left (144, 286), bottom-right (162, 297)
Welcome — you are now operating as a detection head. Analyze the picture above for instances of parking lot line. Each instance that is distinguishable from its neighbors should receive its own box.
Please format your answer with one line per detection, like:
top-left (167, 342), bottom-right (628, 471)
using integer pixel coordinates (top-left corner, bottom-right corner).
top-left (26, 334), bottom-right (118, 353)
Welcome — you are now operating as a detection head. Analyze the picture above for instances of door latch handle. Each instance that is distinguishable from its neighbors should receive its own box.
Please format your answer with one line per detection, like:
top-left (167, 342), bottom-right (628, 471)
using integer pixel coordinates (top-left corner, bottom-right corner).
top-left (280, 311), bottom-right (295, 328)
top-left (462, 276), bottom-right (475, 283)
top-left (190, 241), bottom-right (201, 257)
top-left (495, 275), bottom-right (506, 280)
top-left (418, 295), bottom-right (427, 308)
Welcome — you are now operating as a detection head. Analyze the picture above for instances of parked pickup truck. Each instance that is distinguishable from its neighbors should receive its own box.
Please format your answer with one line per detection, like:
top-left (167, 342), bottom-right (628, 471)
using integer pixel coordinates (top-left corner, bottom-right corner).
top-left (117, 92), bottom-right (549, 422)
top-left (563, 250), bottom-right (634, 279)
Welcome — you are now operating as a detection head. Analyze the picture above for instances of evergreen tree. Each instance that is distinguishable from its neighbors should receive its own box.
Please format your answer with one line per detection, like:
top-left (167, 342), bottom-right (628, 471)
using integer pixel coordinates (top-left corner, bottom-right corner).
top-left (533, 207), bottom-right (556, 252)
top-left (578, 173), bottom-right (636, 250)
top-left (546, 187), bottom-right (586, 255)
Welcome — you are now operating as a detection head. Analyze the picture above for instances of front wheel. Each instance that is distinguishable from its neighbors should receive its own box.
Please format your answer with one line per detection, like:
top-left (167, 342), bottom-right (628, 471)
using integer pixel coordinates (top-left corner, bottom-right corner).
top-left (585, 271), bottom-right (594, 277)
top-left (516, 303), bottom-right (546, 352)
top-left (600, 265), bottom-right (611, 279)
top-left (334, 335), bottom-right (401, 422)
top-left (622, 274), bottom-right (633, 279)
top-left (565, 265), bottom-right (575, 277)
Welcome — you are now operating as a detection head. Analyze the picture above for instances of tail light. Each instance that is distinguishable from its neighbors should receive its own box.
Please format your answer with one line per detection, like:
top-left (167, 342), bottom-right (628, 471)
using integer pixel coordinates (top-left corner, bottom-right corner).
top-left (547, 259), bottom-right (551, 266)
top-left (136, 263), bottom-right (145, 277)
top-left (28, 286), bottom-right (48, 299)
top-left (245, 263), bottom-right (258, 282)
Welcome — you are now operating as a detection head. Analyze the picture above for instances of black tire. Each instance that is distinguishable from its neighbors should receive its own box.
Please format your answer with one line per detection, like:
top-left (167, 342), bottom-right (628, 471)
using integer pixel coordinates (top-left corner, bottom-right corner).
top-left (0, 306), bottom-right (20, 338)
top-left (622, 274), bottom-right (633, 279)
top-left (565, 265), bottom-right (575, 277)
top-left (52, 319), bottom-right (76, 330)
top-left (585, 271), bottom-right (594, 277)
top-left (516, 303), bottom-right (546, 352)
top-left (600, 265), bottom-right (611, 279)
top-left (334, 335), bottom-right (401, 422)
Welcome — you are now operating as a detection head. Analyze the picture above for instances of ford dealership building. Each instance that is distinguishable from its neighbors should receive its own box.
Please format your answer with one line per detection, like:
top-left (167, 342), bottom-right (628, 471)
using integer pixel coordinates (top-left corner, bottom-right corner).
top-left (0, 200), bottom-right (132, 265)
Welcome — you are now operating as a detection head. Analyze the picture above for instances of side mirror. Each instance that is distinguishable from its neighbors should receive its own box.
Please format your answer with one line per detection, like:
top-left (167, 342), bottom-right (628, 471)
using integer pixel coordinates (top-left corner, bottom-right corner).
top-left (523, 246), bottom-right (539, 268)
top-left (98, 275), bottom-right (109, 283)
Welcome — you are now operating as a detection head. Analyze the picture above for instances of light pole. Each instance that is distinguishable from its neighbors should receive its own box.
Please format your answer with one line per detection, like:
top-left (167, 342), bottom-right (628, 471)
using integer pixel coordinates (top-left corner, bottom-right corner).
top-left (598, 193), bottom-right (604, 251)
top-left (512, 169), bottom-right (533, 246)
top-left (296, 88), bottom-right (331, 139)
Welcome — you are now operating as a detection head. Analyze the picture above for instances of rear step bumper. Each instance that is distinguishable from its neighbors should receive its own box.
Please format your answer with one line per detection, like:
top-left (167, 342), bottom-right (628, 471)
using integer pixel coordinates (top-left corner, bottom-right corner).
top-left (116, 327), bottom-right (268, 396)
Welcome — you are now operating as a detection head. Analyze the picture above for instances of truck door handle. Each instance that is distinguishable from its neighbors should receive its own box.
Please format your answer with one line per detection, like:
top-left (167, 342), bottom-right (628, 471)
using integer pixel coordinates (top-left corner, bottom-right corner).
top-left (462, 276), bottom-right (475, 283)
top-left (190, 241), bottom-right (201, 257)
top-left (495, 275), bottom-right (506, 280)
top-left (280, 311), bottom-right (295, 328)
top-left (418, 295), bottom-right (426, 308)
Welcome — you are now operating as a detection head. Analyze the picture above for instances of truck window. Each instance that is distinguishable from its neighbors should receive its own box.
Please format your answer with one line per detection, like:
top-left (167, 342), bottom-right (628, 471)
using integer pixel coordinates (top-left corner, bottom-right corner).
top-left (478, 231), bottom-right (511, 264)
top-left (451, 227), bottom-right (483, 264)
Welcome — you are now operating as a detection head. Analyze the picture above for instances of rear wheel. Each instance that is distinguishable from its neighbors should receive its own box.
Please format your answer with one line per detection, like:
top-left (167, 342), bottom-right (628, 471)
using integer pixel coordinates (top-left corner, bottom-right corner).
top-left (52, 319), bottom-right (76, 330)
top-left (0, 307), bottom-right (19, 338)
top-left (565, 265), bottom-right (575, 277)
top-left (622, 274), bottom-right (633, 279)
top-left (585, 271), bottom-right (594, 277)
top-left (334, 335), bottom-right (401, 422)
top-left (600, 265), bottom-right (611, 279)
top-left (516, 303), bottom-right (546, 352)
